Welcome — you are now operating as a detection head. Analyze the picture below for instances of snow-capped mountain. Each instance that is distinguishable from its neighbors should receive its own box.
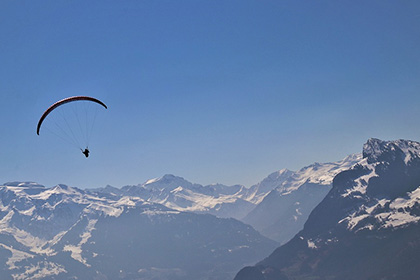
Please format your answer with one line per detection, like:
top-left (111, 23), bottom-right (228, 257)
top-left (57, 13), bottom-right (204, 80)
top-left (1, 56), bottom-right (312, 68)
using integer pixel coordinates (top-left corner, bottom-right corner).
top-left (89, 155), bottom-right (361, 246)
top-left (93, 155), bottom-right (360, 225)
top-left (1, 155), bottom-right (363, 280)
top-left (93, 174), bottom-right (256, 220)
top-left (242, 154), bottom-right (361, 243)
top-left (0, 181), bottom-right (277, 280)
top-left (235, 138), bottom-right (420, 280)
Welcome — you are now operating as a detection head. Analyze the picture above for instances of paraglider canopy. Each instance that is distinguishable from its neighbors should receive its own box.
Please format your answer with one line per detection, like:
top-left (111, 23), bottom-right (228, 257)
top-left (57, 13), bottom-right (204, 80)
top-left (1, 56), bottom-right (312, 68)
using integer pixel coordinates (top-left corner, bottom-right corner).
top-left (37, 96), bottom-right (107, 157)
top-left (37, 96), bottom-right (107, 135)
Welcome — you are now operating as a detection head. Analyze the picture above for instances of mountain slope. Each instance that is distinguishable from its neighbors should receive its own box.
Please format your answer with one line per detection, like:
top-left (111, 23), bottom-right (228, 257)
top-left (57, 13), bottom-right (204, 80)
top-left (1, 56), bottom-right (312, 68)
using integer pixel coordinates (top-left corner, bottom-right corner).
top-left (235, 138), bottom-right (420, 280)
top-left (242, 154), bottom-right (361, 243)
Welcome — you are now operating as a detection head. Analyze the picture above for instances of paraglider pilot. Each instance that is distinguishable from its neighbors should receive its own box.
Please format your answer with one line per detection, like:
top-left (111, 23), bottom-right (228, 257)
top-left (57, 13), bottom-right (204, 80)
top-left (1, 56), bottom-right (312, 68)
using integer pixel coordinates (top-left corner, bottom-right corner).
top-left (82, 148), bottom-right (89, 158)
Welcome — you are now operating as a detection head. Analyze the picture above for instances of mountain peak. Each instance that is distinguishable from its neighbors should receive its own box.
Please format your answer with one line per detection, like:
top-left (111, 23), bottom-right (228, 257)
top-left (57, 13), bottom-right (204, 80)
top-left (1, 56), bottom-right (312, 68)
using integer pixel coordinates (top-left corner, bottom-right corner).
top-left (54, 184), bottom-right (70, 190)
top-left (363, 138), bottom-right (420, 164)
top-left (362, 138), bottom-right (388, 160)
top-left (50, 184), bottom-right (84, 196)
top-left (161, 174), bottom-right (183, 182)
top-left (143, 174), bottom-right (187, 185)
top-left (140, 174), bottom-right (197, 193)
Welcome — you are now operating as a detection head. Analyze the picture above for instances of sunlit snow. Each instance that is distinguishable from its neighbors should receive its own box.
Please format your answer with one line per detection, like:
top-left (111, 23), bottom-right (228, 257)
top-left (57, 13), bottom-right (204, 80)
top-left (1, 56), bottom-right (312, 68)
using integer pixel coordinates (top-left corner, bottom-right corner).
top-left (340, 186), bottom-right (420, 231)
top-left (63, 219), bottom-right (97, 266)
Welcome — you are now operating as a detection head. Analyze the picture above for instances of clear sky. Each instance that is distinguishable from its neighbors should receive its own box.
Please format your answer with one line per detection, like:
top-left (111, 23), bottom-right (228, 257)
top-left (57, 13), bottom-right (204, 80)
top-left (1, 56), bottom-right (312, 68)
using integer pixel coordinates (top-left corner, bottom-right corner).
top-left (1, 0), bottom-right (420, 189)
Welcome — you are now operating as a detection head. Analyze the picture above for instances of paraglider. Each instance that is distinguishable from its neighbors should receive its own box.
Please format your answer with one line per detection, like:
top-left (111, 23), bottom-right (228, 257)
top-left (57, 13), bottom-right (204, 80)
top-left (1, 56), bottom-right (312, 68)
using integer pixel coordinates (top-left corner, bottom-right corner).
top-left (37, 96), bottom-right (107, 157)
top-left (82, 148), bottom-right (90, 158)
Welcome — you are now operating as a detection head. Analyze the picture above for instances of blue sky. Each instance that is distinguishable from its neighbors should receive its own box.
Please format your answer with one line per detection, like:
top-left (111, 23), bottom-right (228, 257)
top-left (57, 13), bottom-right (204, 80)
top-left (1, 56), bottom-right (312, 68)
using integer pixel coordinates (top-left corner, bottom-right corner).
top-left (1, 1), bottom-right (420, 189)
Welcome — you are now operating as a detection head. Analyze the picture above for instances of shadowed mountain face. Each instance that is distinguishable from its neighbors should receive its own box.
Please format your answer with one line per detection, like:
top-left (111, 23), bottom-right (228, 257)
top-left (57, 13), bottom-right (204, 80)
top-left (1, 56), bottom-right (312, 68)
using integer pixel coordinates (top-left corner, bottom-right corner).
top-left (0, 182), bottom-right (277, 280)
top-left (235, 138), bottom-right (420, 280)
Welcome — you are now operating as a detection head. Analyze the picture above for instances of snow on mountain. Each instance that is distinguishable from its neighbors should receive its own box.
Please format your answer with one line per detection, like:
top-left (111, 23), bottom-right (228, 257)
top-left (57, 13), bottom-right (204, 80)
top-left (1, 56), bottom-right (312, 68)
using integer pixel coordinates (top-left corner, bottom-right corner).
top-left (335, 138), bottom-right (420, 232)
top-left (8, 138), bottom-right (415, 279)
top-left (340, 186), bottom-right (420, 231)
top-left (97, 158), bottom-right (360, 225)
top-left (109, 174), bottom-right (255, 220)
top-left (235, 138), bottom-right (420, 280)
top-left (0, 180), bottom-right (277, 280)
top-left (86, 155), bottom-right (362, 246)
top-left (242, 153), bottom-right (361, 243)
top-left (363, 138), bottom-right (420, 164)
top-left (244, 169), bottom-right (294, 204)
top-left (0, 182), bottom-right (139, 278)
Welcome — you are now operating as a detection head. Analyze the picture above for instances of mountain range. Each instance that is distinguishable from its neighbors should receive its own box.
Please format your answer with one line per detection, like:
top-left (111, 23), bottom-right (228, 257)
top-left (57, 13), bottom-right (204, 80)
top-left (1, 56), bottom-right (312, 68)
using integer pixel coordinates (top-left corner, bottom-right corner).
top-left (2, 138), bottom-right (419, 279)
top-left (0, 181), bottom-right (276, 280)
top-left (235, 138), bottom-right (420, 280)
top-left (91, 154), bottom-right (360, 245)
